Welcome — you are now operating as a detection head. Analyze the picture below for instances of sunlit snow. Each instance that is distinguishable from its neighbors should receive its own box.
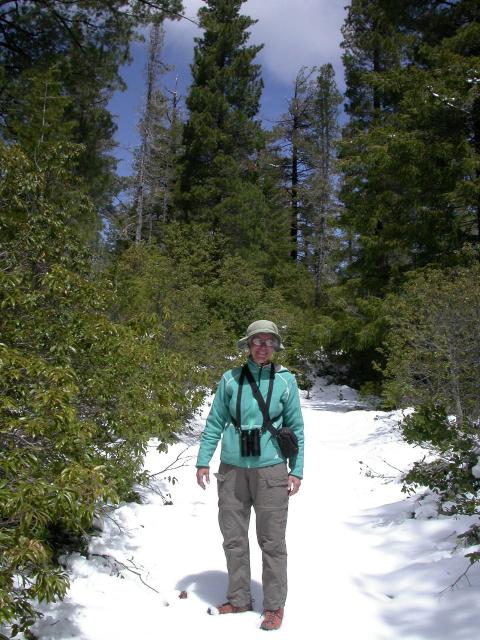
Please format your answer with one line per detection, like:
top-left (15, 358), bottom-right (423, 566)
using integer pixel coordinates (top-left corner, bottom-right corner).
top-left (21, 379), bottom-right (480, 640)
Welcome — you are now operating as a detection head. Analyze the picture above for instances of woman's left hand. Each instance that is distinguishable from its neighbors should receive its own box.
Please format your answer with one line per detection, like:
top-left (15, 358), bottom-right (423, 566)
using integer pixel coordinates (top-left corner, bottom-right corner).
top-left (287, 475), bottom-right (301, 496)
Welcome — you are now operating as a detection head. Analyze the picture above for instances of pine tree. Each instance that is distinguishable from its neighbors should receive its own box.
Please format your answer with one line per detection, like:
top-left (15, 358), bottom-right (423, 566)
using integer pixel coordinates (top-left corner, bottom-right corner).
top-left (303, 64), bottom-right (342, 306)
top-left (0, 0), bottom-right (184, 213)
top-left (270, 64), bottom-right (341, 300)
top-left (321, 0), bottom-right (480, 386)
top-left (148, 77), bottom-right (184, 228)
top-left (133, 22), bottom-right (168, 244)
top-left (113, 28), bottom-right (183, 246)
top-left (175, 0), bottom-right (268, 255)
top-left (271, 66), bottom-right (318, 261)
top-left (339, 0), bottom-right (413, 293)
top-left (339, 0), bottom-right (479, 295)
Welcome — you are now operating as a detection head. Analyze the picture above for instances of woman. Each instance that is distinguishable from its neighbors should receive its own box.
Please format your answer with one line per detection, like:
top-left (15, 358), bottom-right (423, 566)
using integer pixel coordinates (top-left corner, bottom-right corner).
top-left (196, 320), bottom-right (304, 631)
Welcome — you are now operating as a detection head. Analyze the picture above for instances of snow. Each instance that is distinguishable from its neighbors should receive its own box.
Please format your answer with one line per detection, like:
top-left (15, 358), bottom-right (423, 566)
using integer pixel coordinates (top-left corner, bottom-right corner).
top-left (12, 379), bottom-right (480, 639)
top-left (471, 458), bottom-right (480, 479)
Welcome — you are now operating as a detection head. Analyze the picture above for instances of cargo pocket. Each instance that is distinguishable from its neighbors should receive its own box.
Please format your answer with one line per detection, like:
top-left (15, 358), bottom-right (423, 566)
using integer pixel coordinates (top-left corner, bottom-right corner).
top-left (214, 472), bottom-right (226, 504)
top-left (257, 469), bottom-right (289, 511)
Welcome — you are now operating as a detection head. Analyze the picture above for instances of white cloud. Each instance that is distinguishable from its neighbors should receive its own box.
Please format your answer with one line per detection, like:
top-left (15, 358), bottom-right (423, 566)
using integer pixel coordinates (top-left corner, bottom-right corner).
top-left (247, 0), bottom-right (346, 88)
top-left (164, 0), bottom-right (346, 89)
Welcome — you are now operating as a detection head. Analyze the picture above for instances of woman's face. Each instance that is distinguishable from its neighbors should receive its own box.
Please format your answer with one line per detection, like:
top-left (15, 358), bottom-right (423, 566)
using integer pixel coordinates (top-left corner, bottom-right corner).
top-left (248, 332), bottom-right (276, 365)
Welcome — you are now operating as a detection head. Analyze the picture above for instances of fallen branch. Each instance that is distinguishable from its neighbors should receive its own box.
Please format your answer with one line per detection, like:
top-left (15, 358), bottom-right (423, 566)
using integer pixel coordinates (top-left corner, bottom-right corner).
top-left (100, 511), bottom-right (124, 533)
top-left (359, 461), bottom-right (396, 482)
top-left (90, 553), bottom-right (160, 594)
top-left (148, 446), bottom-right (195, 478)
top-left (379, 458), bottom-right (405, 474)
top-left (441, 562), bottom-right (473, 593)
top-left (145, 481), bottom-right (173, 505)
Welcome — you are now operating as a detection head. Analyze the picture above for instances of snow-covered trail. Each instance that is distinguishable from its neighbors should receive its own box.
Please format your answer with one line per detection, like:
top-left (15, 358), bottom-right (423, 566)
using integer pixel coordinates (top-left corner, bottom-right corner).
top-left (28, 380), bottom-right (480, 640)
top-left (288, 405), bottom-right (393, 639)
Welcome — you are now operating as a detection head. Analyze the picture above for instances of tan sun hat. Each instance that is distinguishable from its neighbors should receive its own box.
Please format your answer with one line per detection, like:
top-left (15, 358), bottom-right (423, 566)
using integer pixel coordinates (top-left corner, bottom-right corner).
top-left (238, 320), bottom-right (284, 352)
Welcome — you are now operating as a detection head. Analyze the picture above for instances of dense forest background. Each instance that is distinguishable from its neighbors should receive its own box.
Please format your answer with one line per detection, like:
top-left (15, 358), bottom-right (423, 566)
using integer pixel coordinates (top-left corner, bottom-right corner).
top-left (1, 0), bottom-right (479, 636)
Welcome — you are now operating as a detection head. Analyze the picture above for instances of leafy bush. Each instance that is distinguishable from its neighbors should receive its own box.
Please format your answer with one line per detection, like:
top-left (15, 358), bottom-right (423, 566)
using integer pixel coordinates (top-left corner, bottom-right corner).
top-left (384, 263), bottom-right (480, 423)
top-left (0, 141), bottom-right (200, 635)
top-left (401, 406), bottom-right (480, 515)
top-left (383, 263), bottom-right (480, 516)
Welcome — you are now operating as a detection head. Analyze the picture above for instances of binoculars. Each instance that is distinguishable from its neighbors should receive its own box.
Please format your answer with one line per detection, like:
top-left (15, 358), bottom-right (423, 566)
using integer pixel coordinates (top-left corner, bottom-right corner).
top-left (240, 428), bottom-right (261, 457)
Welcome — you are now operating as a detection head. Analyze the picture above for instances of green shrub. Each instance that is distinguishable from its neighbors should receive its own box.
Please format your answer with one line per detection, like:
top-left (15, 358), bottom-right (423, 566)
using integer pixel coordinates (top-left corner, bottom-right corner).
top-left (383, 264), bottom-right (480, 423)
top-left (0, 141), bottom-right (200, 635)
top-left (383, 264), bottom-right (480, 516)
top-left (400, 405), bottom-right (480, 514)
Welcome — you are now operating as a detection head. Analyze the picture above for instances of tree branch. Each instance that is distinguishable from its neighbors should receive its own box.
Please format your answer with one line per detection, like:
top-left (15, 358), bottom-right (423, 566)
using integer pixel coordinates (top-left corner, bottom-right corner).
top-left (148, 446), bottom-right (195, 477)
top-left (441, 561), bottom-right (473, 593)
top-left (136, 0), bottom-right (199, 26)
top-left (90, 553), bottom-right (162, 595)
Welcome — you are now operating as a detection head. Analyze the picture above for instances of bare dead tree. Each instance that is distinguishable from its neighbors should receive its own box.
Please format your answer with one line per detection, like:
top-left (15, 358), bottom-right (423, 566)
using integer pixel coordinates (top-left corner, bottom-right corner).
top-left (134, 22), bottom-right (164, 244)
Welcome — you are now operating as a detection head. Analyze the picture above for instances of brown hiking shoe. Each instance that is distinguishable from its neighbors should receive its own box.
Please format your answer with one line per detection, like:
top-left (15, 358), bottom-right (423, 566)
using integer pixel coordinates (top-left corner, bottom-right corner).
top-left (208, 601), bottom-right (253, 615)
top-left (260, 607), bottom-right (284, 631)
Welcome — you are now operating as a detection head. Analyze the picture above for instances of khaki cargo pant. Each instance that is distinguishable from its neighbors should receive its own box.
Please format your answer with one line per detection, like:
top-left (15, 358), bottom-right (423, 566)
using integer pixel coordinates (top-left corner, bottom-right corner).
top-left (215, 462), bottom-right (289, 610)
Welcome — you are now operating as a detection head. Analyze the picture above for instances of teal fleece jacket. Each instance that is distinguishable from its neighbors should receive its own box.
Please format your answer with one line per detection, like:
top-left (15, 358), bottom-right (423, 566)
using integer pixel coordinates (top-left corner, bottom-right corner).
top-left (196, 359), bottom-right (305, 478)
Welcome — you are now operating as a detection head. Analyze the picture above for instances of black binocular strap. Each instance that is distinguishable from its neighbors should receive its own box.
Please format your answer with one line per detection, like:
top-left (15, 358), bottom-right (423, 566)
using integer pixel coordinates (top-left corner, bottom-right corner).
top-left (243, 363), bottom-right (275, 434)
top-left (234, 366), bottom-right (246, 431)
top-left (234, 363), bottom-right (275, 433)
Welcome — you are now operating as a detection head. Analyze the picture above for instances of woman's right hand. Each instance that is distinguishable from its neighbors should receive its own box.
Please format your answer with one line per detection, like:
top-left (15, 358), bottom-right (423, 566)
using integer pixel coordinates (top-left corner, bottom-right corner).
top-left (196, 467), bottom-right (210, 490)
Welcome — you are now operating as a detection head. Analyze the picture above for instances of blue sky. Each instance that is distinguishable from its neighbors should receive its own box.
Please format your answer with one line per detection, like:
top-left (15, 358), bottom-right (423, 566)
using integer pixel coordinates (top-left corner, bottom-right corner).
top-left (108, 0), bottom-right (348, 177)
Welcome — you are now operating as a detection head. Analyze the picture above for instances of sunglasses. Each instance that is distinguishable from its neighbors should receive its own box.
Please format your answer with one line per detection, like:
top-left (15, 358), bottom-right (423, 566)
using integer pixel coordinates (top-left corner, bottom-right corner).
top-left (250, 337), bottom-right (276, 347)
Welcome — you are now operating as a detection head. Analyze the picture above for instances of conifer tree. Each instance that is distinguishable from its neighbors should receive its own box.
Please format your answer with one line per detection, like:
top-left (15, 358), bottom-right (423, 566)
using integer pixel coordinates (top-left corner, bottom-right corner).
top-left (321, 0), bottom-right (480, 386)
top-left (271, 67), bottom-right (318, 261)
top-left (148, 78), bottom-right (184, 228)
top-left (339, 0), bottom-right (412, 292)
top-left (271, 65), bottom-right (341, 297)
top-left (133, 22), bottom-right (167, 244)
top-left (339, 0), bottom-right (479, 294)
top-left (0, 0), bottom-right (184, 213)
top-left (114, 25), bottom-right (183, 246)
top-left (175, 0), bottom-right (269, 255)
top-left (303, 64), bottom-right (342, 306)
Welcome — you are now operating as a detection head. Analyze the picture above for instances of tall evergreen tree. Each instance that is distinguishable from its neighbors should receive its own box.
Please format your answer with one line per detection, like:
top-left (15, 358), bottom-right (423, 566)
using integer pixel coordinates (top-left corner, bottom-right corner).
top-left (175, 0), bottom-right (269, 255)
top-left (147, 78), bottom-right (184, 228)
top-left (270, 65), bottom-right (341, 295)
top-left (271, 66), bottom-right (318, 261)
top-left (113, 29), bottom-right (183, 246)
top-left (339, 0), bottom-right (479, 295)
top-left (133, 22), bottom-right (168, 244)
top-left (0, 0), bottom-right (183, 213)
top-left (303, 64), bottom-right (342, 307)
top-left (339, 0), bottom-right (412, 292)
top-left (321, 0), bottom-right (480, 386)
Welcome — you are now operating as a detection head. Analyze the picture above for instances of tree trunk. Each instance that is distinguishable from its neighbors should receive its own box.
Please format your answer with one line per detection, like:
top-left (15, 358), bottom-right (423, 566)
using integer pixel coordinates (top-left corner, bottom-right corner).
top-left (134, 154), bottom-right (146, 244)
top-left (134, 23), bottom-right (163, 244)
top-left (291, 138), bottom-right (299, 260)
top-left (373, 44), bottom-right (381, 113)
top-left (472, 95), bottom-right (480, 244)
top-left (314, 213), bottom-right (326, 307)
